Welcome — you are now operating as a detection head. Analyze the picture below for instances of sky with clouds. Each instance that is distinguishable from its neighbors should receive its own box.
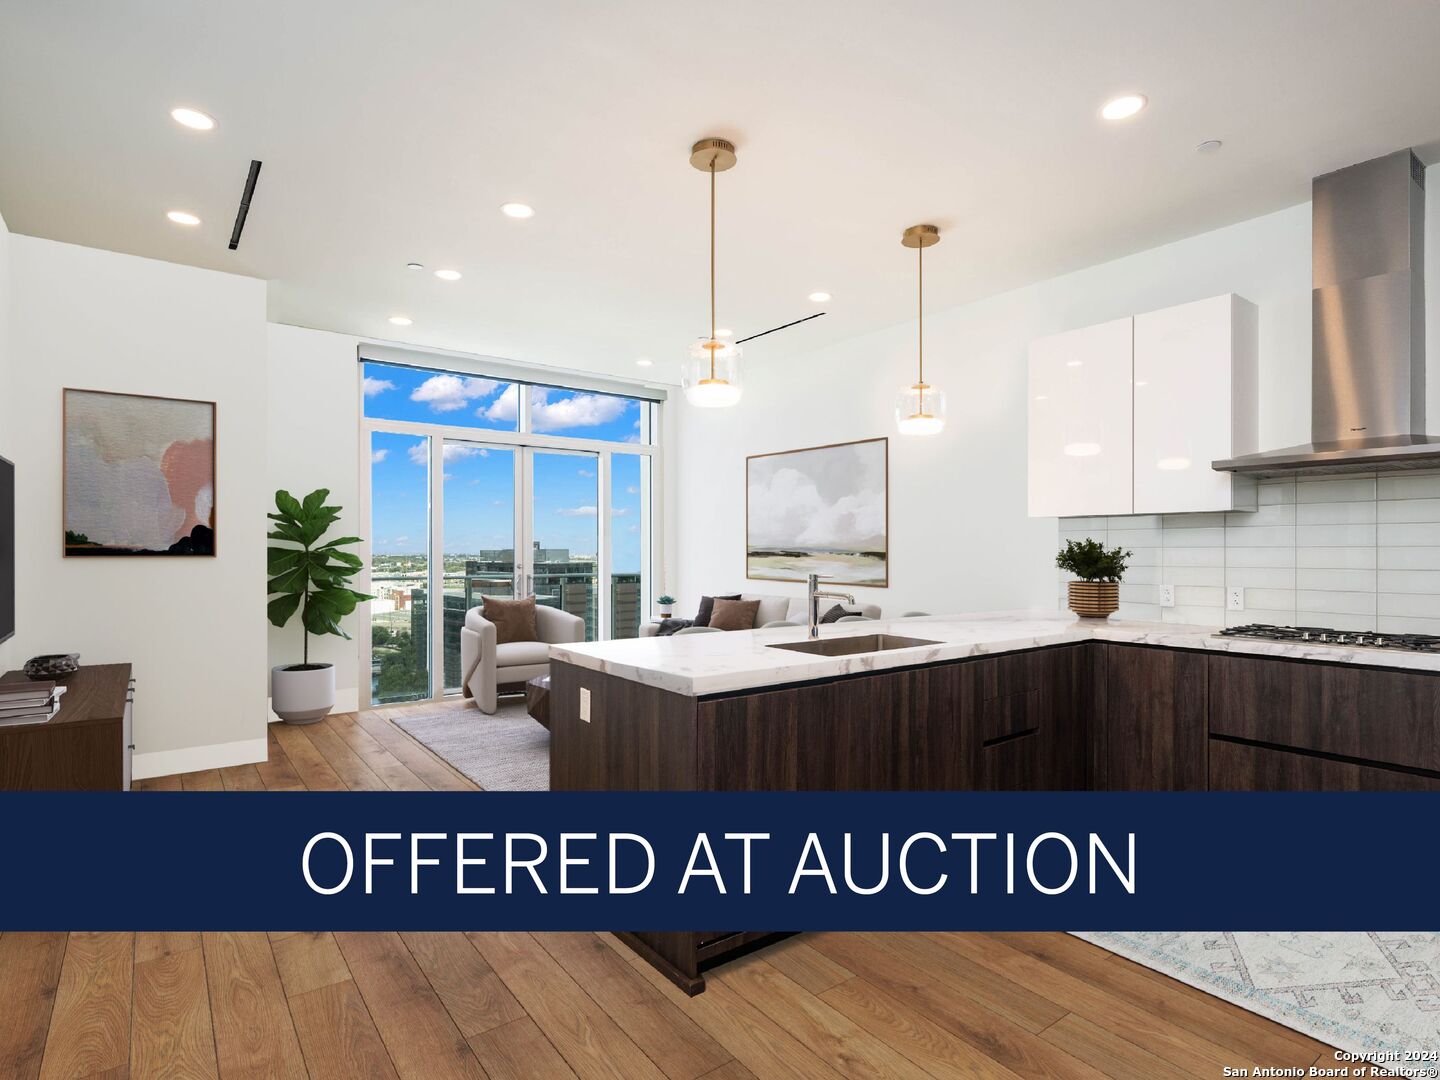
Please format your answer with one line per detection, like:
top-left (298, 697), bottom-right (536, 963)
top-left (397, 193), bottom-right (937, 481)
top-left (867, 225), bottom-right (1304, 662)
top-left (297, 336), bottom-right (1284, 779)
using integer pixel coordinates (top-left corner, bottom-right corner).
top-left (365, 364), bottom-right (645, 566)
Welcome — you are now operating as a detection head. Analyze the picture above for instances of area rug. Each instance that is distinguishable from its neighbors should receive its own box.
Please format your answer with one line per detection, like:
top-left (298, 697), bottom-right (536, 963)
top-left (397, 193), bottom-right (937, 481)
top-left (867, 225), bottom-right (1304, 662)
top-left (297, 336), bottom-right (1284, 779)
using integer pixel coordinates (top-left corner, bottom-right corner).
top-left (1076, 931), bottom-right (1440, 1073)
top-left (393, 700), bottom-right (549, 791)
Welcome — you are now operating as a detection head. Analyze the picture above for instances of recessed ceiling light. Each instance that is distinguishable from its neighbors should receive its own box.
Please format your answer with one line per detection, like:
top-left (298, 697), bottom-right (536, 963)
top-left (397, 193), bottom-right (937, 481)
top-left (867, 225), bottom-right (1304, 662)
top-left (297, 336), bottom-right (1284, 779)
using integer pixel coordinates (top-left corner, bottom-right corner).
top-left (500, 203), bottom-right (534, 219)
top-left (634, 358), bottom-right (653, 367)
top-left (405, 262), bottom-right (424, 271)
top-left (388, 315), bottom-right (413, 326)
top-left (1196, 139), bottom-right (1223, 153)
top-left (166, 210), bottom-right (201, 226)
top-left (1100, 94), bottom-right (1147, 121)
top-left (170, 106), bottom-right (215, 131)
top-left (1065, 359), bottom-right (1083, 367)
top-left (434, 269), bottom-right (462, 281)
top-left (808, 291), bottom-right (831, 303)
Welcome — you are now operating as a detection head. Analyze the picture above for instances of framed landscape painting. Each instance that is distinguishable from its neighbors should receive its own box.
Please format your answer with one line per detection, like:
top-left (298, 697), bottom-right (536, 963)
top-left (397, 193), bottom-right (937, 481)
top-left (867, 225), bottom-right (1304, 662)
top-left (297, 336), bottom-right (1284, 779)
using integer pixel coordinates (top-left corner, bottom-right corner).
top-left (746, 436), bottom-right (888, 586)
top-left (63, 388), bottom-right (216, 556)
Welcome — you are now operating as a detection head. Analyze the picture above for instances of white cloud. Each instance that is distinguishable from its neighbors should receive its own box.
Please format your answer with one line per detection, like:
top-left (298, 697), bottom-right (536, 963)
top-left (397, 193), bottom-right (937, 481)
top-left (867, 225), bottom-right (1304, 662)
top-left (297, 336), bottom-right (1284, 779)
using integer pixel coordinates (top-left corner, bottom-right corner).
top-left (395, 535), bottom-right (409, 544)
top-left (626, 485), bottom-right (638, 495)
top-left (578, 468), bottom-right (595, 478)
top-left (556, 505), bottom-right (598, 517)
top-left (529, 388), bottom-right (629, 432)
top-left (482, 383), bottom-right (520, 422)
top-left (443, 443), bottom-right (486, 462)
top-left (363, 376), bottom-right (396, 397)
top-left (627, 524), bottom-right (639, 533)
top-left (407, 440), bottom-right (428, 466)
top-left (371, 448), bottom-right (389, 463)
top-left (411, 374), bottom-right (502, 413)
top-left (611, 507), bottom-right (629, 516)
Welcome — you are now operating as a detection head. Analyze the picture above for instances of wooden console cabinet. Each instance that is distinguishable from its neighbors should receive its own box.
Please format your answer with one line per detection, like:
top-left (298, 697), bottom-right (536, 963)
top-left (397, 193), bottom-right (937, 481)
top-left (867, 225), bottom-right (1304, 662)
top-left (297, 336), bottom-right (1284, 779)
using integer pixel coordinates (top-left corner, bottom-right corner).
top-left (0, 664), bottom-right (133, 791)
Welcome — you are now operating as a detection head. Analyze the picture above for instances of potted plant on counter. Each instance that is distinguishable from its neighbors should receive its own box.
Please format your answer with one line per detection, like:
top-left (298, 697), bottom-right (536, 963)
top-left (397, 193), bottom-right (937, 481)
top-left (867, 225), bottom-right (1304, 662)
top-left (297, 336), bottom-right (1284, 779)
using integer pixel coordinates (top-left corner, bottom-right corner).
top-left (267, 489), bottom-right (372, 724)
top-left (1056, 538), bottom-right (1130, 619)
top-left (656, 594), bottom-right (677, 618)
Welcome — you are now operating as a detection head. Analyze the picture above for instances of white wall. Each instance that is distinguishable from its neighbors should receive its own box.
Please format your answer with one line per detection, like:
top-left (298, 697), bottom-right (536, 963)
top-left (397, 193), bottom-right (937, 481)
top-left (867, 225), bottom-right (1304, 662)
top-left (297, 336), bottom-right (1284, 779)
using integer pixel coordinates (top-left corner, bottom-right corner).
top-left (675, 203), bottom-right (1317, 618)
top-left (0, 210), bottom-right (13, 676)
top-left (265, 323), bottom-right (363, 712)
top-left (6, 236), bottom-right (269, 776)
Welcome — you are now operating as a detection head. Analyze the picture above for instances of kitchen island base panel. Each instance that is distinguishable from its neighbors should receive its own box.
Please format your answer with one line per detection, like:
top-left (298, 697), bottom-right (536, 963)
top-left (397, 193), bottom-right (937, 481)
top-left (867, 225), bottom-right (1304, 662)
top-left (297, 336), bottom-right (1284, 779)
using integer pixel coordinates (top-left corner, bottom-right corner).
top-left (616, 930), bottom-right (792, 996)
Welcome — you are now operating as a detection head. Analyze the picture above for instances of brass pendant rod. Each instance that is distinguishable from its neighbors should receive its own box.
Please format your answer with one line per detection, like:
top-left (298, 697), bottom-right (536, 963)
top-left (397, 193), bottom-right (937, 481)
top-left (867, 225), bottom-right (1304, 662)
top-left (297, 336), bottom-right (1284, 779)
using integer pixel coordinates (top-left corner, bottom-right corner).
top-left (917, 242), bottom-right (923, 387)
top-left (710, 159), bottom-right (717, 380)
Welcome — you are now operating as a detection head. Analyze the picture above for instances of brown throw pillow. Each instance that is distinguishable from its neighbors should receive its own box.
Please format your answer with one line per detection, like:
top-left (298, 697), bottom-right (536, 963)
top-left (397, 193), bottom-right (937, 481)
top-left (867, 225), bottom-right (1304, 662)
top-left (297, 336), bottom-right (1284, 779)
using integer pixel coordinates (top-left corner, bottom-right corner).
top-left (694, 594), bottom-right (741, 627)
top-left (708, 597), bottom-right (761, 631)
top-left (482, 595), bottom-right (537, 644)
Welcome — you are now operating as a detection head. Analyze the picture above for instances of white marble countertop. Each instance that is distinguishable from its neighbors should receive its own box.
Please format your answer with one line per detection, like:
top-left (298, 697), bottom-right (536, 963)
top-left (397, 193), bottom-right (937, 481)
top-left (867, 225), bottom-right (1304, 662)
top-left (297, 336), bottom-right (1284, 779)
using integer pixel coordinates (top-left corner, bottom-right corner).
top-left (548, 609), bottom-right (1440, 696)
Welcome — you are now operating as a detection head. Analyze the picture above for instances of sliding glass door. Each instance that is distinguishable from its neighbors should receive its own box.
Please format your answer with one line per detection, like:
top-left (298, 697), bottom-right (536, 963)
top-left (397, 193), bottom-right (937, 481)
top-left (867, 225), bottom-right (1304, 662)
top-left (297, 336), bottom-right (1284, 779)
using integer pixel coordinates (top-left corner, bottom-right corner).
top-left (441, 441), bottom-right (518, 694)
top-left (528, 449), bottom-right (600, 641)
top-left (369, 431), bottom-right (433, 704)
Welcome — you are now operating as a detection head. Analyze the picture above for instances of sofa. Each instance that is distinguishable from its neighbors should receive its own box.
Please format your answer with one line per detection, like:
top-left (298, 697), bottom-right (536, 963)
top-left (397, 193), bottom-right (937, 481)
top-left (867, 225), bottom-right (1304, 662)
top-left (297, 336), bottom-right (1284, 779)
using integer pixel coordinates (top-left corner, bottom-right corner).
top-left (460, 603), bottom-right (585, 713)
top-left (639, 592), bottom-right (882, 636)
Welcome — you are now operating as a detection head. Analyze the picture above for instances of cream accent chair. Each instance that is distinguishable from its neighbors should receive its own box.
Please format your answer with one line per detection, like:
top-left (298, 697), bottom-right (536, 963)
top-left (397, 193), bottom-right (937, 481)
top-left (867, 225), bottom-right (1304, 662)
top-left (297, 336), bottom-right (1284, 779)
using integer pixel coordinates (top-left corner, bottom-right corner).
top-left (640, 592), bottom-right (881, 636)
top-left (460, 603), bottom-right (585, 714)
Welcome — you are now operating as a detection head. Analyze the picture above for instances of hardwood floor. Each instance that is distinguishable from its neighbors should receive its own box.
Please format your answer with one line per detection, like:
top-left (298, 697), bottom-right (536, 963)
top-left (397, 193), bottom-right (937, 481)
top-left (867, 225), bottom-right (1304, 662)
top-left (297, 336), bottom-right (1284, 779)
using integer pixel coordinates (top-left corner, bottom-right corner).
top-left (9, 701), bottom-right (1337, 1079)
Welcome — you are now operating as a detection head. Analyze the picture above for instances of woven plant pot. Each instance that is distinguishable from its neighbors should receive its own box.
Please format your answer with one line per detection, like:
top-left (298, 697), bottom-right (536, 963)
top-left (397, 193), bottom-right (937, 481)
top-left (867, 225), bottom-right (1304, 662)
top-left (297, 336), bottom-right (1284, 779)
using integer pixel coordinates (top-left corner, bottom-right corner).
top-left (1068, 580), bottom-right (1119, 619)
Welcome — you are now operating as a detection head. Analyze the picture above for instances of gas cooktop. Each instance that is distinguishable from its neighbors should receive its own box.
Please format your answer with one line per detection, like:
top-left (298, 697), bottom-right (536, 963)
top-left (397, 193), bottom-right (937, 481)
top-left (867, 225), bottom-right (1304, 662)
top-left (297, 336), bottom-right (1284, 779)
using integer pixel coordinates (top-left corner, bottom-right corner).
top-left (1215, 623), bottom-right (1440, 653)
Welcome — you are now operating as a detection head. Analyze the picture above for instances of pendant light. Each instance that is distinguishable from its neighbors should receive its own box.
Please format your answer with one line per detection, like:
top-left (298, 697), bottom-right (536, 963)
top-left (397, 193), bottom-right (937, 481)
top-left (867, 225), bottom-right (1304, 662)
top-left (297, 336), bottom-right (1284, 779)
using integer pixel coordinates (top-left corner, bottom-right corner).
top-left (682, 138), bottom-right (742, 408)
top-left (895, 224), bottom-right (946, 435)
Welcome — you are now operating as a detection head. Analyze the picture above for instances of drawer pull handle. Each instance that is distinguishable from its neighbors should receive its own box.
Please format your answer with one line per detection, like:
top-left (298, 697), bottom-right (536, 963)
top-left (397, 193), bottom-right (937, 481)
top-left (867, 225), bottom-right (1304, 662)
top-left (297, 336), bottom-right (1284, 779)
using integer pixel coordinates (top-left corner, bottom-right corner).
top-left (982, 726), bottom-right (1039, 749)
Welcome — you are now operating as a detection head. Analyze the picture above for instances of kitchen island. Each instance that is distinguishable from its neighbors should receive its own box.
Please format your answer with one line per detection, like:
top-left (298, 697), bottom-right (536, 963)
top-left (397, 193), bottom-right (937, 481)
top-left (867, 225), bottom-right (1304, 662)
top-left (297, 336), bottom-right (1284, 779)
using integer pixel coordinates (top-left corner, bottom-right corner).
top-left (548, 610), bottom-right (1440, 991)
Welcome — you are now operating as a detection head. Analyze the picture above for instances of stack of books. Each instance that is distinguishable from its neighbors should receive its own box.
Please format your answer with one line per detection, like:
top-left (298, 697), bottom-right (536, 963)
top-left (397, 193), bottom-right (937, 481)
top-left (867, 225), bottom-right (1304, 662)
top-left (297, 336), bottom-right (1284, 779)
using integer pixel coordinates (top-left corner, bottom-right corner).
top-left (0, 681), bottom-right (67, 727)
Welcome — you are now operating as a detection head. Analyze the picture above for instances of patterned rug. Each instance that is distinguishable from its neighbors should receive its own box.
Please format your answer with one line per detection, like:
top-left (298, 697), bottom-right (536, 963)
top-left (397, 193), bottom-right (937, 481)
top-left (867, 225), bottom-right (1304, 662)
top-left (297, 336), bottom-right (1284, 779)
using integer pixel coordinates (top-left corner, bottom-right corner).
top-left (394, 699), bottom-right (549, 791)
top-left (1077, 932), bottom-right (1440, 1074)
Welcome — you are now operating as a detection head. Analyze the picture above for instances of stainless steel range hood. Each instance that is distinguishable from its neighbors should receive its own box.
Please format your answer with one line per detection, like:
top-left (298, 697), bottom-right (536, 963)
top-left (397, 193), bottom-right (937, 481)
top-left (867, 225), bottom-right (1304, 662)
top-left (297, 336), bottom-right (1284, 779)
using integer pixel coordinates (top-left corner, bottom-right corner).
top-left (1214, 150), bottom-right (1432, 477)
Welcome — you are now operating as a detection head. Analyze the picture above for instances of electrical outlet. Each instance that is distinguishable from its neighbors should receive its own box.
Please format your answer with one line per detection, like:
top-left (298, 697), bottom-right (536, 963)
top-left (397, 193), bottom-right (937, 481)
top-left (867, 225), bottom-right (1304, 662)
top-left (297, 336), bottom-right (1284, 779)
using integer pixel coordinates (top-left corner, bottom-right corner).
top-left (1160, 585), bottom-right (1175, 608)
top-left (1227, 587), bottom-right (1245, 612)
top-left (579, 687), bottom-right (591, 723)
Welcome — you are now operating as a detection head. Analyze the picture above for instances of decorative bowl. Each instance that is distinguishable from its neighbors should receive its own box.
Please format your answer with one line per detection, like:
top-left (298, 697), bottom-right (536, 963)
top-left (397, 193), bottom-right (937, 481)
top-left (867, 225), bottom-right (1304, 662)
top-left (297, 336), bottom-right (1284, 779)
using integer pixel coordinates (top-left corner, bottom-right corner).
top-left (23, 653), bottom-right (81, 680)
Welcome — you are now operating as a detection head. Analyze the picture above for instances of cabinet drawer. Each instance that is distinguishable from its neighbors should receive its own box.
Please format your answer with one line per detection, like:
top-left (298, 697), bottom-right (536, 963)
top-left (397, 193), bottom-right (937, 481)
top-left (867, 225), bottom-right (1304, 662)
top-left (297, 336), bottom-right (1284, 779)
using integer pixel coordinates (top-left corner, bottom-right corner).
top-left (1208, 653), bottom-right (1440, 774)
top-left (1210, 738), bottom-right (1440, 791)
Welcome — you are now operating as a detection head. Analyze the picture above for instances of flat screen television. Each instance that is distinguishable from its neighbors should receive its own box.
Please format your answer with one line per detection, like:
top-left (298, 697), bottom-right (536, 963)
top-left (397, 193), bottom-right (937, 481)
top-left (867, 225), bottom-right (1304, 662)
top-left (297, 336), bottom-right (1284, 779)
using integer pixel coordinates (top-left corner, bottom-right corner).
top-left (0, 455), bottom-right (12, 643)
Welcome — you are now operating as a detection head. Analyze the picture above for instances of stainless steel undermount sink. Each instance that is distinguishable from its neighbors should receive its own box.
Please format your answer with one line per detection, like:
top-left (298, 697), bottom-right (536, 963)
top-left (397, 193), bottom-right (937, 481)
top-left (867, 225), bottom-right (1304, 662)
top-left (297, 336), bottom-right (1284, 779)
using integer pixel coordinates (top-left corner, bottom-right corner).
top-left (767, 634), bottom-right (942, 657)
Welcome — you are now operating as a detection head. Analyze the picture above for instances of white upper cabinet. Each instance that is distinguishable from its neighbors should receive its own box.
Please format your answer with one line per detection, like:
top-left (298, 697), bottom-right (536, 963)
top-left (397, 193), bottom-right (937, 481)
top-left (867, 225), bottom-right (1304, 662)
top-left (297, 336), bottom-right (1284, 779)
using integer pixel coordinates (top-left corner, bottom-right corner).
top-left (1028, 316), bottom-right (1135, 518)
top-left (1133, 294), bottom-right (1257, 514)
top-left (1027, 294), bottom-right (1259, 518)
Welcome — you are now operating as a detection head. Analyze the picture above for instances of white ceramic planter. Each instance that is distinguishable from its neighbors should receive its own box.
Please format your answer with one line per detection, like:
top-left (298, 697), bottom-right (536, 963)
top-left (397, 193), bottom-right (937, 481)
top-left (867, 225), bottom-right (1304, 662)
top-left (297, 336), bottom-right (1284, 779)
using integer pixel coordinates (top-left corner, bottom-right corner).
top-left (271, 663), bottom-right (336, 724)
top-left (657, 606), bottom-right (674, 618)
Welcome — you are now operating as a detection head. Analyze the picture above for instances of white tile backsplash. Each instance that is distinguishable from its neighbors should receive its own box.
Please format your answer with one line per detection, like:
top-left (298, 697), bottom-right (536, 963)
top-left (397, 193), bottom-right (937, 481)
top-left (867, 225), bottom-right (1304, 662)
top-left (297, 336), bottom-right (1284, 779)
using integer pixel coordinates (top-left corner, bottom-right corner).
top-left (1057, 473), bottom-right (1440, 630)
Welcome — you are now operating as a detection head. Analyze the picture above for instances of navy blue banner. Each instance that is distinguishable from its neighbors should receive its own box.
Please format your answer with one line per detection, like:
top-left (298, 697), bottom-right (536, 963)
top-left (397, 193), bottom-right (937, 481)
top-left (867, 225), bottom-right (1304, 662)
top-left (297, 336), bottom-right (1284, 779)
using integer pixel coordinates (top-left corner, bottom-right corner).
top-left (0, 791), bottom-right (1433, 930)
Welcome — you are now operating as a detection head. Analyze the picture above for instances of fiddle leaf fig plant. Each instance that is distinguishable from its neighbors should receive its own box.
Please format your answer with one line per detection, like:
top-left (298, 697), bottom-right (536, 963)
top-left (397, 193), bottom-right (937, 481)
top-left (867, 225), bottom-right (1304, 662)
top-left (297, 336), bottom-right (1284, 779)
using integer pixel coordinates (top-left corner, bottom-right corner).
top-left (1055, 538), bottom-right (1131, 583)
top-left (267, 488), bottom-right (372, 665)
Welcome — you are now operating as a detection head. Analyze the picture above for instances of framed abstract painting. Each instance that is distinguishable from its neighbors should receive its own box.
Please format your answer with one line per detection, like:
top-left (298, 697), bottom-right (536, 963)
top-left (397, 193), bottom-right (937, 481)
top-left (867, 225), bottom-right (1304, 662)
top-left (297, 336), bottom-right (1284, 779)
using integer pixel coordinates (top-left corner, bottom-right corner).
top-left (746, 436), bottom-right (888, 587)
top-left (63, 388), bottom-right (216, 556)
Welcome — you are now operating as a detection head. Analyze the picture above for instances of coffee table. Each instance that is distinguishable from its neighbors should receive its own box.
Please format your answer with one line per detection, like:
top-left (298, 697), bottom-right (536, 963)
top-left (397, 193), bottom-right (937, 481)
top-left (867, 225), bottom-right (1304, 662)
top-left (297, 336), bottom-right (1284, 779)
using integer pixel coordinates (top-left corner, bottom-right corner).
top-left (525, 675), bottom-right (550, 729)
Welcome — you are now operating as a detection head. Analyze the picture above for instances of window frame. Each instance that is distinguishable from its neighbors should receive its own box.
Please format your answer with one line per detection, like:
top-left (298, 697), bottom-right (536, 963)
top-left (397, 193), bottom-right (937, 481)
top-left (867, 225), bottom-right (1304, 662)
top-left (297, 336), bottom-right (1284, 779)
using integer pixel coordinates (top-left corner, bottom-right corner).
top-left (357, 357), bottom-right (664, 706)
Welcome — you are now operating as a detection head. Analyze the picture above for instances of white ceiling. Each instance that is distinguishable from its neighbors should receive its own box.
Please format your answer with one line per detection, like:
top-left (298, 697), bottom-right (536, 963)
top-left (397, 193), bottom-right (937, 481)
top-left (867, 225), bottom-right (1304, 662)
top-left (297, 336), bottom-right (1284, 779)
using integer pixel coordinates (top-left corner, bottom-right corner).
top-left (3, 0), bottom-right (1440, 384)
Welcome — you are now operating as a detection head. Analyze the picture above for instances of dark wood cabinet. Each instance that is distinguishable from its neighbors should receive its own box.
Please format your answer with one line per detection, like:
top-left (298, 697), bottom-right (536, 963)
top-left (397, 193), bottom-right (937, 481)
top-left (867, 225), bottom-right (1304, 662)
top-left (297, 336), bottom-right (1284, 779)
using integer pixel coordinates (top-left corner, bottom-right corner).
top-left (553, 639), bottom-right (1440, 991)
top-left (967, 644), bottom-right (1087, 791)
top-left (1207, 652), bottom-right (1440, 789)
top-left (0, 664), bottom-right (133, 791)
top-left (550, 644), bottom-right (1088, 993)
top-left (1209, 738), bottom-right (1440, 791)
top-left (1097, 644), bottom-right (1207, 791)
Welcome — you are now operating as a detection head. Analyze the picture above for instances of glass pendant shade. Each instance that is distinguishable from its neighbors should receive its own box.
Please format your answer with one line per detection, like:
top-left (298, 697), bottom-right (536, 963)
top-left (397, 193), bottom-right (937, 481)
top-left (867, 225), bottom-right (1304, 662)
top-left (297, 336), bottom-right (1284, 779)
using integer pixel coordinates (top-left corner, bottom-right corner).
top-left (895, 381), bottom-right (946, 435)
top-left (683, 339), bottom-right (743, 407)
